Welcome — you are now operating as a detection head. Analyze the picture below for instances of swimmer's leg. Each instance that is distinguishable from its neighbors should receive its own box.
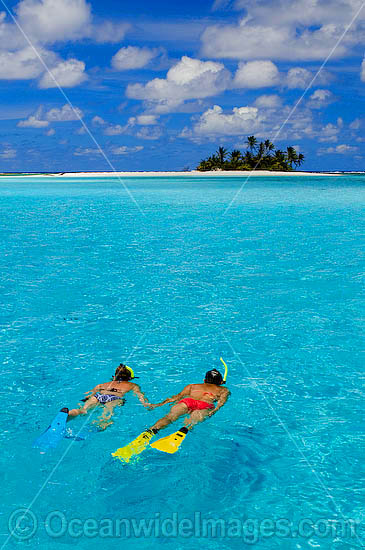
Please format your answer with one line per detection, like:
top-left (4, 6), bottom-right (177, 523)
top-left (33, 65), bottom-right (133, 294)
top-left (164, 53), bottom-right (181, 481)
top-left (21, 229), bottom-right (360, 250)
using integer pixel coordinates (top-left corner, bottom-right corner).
top-left (151, 402), bottom-right (188, 432)
top-left (95, 400), bottom-right (125, 430)
top-left (68, 396), bottom-right (99, 419)
top-left (184, 409), bottom-right (211, 430)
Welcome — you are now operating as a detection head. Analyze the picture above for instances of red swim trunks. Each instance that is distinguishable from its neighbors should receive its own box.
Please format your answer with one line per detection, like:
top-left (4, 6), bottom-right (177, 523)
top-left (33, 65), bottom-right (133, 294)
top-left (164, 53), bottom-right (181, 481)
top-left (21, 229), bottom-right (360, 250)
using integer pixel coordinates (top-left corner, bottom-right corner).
top-left (179, 398), bottom-right (214, 411)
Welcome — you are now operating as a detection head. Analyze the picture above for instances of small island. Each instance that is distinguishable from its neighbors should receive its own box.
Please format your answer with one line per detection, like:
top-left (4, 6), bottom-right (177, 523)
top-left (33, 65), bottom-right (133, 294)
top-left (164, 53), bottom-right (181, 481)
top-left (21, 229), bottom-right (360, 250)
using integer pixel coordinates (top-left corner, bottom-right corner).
top-left (197, 136), bottom-right (305, 172)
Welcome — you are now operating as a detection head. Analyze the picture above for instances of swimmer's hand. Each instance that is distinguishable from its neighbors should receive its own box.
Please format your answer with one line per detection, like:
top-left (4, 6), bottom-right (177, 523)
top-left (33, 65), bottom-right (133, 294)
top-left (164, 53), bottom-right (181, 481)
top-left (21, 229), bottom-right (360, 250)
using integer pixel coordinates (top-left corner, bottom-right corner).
top-left (207, 409), bottom-right (218, 417)
top-left (146, 403), bottom-right (160, 410)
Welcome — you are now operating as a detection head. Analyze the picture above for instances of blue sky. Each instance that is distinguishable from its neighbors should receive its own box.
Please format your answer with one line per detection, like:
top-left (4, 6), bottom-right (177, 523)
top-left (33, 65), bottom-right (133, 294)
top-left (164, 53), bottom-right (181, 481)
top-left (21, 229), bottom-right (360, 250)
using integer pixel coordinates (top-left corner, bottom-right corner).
top-left (0, 0), bottom-right (364, 171)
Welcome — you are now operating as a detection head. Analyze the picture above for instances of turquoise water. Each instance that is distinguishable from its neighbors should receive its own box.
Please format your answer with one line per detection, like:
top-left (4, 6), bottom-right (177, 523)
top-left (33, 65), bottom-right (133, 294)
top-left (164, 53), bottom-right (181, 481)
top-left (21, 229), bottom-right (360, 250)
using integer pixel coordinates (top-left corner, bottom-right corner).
top-left (0, 175), bottom-right (364, 549)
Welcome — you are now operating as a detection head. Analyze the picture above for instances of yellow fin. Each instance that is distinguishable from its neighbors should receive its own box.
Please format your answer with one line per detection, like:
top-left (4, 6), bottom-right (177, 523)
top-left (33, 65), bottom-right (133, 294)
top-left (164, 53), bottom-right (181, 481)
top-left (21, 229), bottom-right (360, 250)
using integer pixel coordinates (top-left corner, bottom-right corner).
top-left (150, 428), bottom-right (188, 454)
top-left (112, 430), bottom-right (153, 463)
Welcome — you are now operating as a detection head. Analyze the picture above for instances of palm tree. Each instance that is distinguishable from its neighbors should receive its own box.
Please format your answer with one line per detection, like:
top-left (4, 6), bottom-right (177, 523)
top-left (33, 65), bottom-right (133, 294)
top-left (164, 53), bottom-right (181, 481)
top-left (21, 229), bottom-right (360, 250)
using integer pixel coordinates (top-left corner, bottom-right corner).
top-left (257, 141), bottom-right (274, 169)
top-left (197, 153), bottom-right (221, 171)
top-left (229, 149), bottom-right (242, 170)
top-left (257, 142), bottom-right (266, 161)
top-left (246, 136), bottom-right (258, 153)
top-left (197, 159), bottom-right (210, 171)
top-left (296, 153), bottom-right (305, 168)
top-left (243, 150), bottom-right (254, 169)
top-left (272, 149), bottom-right (288, 170)
top-left (197, 141), bottom-right (302, 172)
top-left (216, 146), bottom-right (228, 168)
top-left (286, 146), bottom-right (298, 169)
top-left (264, 139), bottom-right (275, 154)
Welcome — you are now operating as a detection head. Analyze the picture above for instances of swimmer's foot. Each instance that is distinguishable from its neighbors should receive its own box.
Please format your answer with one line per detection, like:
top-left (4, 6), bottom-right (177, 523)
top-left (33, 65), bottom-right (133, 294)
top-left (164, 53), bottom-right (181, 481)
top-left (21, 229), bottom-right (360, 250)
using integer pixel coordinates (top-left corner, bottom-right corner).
top-left (68, 408), bottom-right (87, 417)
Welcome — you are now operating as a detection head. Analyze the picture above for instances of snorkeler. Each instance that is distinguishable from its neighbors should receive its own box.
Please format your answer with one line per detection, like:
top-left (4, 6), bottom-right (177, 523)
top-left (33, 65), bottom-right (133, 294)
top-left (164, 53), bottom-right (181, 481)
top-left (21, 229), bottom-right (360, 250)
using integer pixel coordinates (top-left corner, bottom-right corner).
top-left (113, 365), bottom-right (230, 460)
top-left (68, 363), bottom-right (150, 430)
top-left (149, 368), bottom-right (230, 430)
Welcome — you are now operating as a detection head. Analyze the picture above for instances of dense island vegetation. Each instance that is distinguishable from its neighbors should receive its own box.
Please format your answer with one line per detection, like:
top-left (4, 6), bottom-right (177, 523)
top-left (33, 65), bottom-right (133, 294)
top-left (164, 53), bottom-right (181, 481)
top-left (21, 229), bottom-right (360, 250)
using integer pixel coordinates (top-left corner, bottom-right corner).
top-left (197, 136), bottom-right (304, 172)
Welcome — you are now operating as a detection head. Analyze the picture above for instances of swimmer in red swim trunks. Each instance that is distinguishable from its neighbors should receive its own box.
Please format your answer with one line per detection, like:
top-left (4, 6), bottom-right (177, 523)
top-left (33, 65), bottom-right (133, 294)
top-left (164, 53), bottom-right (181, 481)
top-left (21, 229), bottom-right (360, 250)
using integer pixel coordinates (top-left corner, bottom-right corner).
top-left (148, 369), bottom-right (230, 433)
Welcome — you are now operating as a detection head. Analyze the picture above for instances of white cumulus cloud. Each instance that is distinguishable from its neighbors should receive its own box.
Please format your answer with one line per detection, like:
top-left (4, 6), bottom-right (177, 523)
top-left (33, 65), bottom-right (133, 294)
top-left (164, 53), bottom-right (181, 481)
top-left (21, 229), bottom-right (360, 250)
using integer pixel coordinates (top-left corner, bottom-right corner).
top-left (15, 0), bottom-right (92, 43)
top-left (112, 46), bottom-right (159, 70)
top-left (182, 104), bottom-right (261, 138)
top-left (126, 56), bottom-right (231, 109)
top-left (286, 68), bottom-right (312, 89)
top-left (201, 0), bottom-right (363, 61)
top-left (141, 99), bottom-right (197, 115)
top-left (1, 0), bottom-right (129, 53)
top-left (104, 124), bottom-right (127, 136)
top-left (317, 123), bottom-right (340, 143)
top-left (136, 115), bottom-right (158, 125)
top-left (0, 12), bottom-right (25, 50)
top-left (17, 107), bottom-right (50, 127)
top-left (90, 21), bottom-right (130, 44)
top-left (17, 104), bottom-right (83, 127)
top-left (90, 116), bottom-right (133, 135)
top-left (201, 21), bottom-right (348, 61)
top-left (0, 46), bottom-right (56, 80)
top-left (286, 67), bottom-right (333, 89)
top-left (46, 104), bottom-right (83, 121)
top-left (111, 146), bottom-right (144, 155)
top-left (128, 115), bottom-right (158, 126)
top-left (93, 115), bottom-right (156, 136)
top-left (318, 144), bottom-right (358, 155)
top-left (254, 94), bottom-right (282, 108)
top-left (38, 59), bottom-right (87, 88)
top-left (361, 57), bottom-right (365, 82)
top-left (74, 147), bottom-right (102, 156)
top-left (349, 118), bottom-right (361, 130)
top-left (136, 126), bottom-right (162, 140)
top-left (233, 0), bottom-right (365, 28)
top-left (308, 89), bottom-right (335, 109)
top-left (181, 99), bottom-right (319, 141)
top-left (233, 60), bottom-right (280, 88)
top-left (92, 116), bottom-right (106, 126)
top-left (0, 146), bottom-right (17, 158)
top-left (17, 115), bottom-right (49, 128)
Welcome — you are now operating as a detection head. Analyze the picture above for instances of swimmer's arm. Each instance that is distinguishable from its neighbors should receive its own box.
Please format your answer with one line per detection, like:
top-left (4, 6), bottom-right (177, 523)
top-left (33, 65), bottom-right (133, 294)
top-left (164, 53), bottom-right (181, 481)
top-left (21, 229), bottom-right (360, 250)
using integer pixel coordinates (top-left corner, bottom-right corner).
top-left (152, 385), bottom-right (192, 408)
top-left (208, 389), bottom-right (230, 416)
top-left (131, 383), bottom-right (150, 407)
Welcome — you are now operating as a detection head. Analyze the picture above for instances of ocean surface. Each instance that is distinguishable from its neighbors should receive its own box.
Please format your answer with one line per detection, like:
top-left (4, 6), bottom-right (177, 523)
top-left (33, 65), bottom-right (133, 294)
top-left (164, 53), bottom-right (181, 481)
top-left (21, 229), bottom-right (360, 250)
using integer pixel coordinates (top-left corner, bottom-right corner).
top-left (0, 175), bottom-right (364, 550)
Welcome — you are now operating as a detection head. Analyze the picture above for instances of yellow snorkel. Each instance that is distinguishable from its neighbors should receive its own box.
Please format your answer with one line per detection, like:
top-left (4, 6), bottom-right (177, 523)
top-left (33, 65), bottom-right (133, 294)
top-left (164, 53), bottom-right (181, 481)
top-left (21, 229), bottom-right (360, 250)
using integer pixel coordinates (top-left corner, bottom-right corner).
top-left (220, 357), bottom-right (228, 383)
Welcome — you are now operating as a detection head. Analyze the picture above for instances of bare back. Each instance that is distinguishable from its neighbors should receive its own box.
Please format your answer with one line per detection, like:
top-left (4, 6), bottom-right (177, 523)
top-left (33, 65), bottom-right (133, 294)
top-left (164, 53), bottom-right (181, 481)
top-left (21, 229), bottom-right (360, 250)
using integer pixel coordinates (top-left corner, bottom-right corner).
top-left (186, 383), bottom-right (228, 404)
top-left (93, 380), bottom-right (138, 397)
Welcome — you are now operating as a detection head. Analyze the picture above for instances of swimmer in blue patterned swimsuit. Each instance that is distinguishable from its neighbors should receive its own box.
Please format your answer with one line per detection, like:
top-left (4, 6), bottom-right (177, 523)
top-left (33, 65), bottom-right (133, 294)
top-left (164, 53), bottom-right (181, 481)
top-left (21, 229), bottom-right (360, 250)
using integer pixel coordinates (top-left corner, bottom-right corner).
top-left (68, 364), bottom-right (150, 430)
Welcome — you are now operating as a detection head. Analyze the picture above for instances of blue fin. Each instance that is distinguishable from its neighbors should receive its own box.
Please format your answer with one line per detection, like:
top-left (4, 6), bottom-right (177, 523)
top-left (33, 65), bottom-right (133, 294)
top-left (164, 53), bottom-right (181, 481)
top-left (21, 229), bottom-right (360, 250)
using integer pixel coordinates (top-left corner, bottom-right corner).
top-left (33, 408), bottom-right (69, 451)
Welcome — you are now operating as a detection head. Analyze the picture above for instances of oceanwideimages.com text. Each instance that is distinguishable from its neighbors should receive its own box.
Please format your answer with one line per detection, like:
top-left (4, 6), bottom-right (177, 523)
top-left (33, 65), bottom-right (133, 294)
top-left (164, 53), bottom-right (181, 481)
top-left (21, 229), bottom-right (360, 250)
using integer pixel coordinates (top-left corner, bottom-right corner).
top-left (8, 509), bottom-right (360, 544)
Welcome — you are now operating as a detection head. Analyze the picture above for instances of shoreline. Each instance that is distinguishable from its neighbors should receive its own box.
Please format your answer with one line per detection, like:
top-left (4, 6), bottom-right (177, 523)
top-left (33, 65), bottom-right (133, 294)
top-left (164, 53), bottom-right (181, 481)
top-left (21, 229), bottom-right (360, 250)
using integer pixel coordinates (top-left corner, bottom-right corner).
top-left (1, 170), bottom-right (344, 178)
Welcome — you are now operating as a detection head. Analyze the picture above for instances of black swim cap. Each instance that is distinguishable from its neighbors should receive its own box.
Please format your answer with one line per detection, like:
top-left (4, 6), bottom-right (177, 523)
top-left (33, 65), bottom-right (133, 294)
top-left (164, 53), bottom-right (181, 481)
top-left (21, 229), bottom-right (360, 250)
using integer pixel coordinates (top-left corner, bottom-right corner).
top-left (204, 369), bottom-right (224, 385)
top-left (114, 364), bottom-right (133, 381)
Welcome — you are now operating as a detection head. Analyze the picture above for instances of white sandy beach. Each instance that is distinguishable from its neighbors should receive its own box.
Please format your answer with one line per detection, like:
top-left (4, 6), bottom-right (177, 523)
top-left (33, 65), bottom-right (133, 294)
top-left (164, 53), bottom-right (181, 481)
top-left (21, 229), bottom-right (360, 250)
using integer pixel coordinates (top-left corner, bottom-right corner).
top-left (37, 170), bottom-right (338, 177)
